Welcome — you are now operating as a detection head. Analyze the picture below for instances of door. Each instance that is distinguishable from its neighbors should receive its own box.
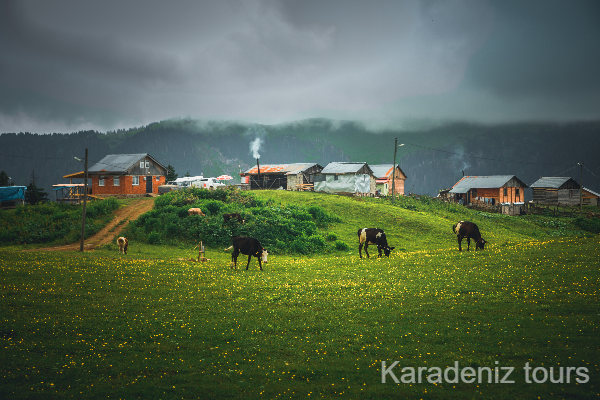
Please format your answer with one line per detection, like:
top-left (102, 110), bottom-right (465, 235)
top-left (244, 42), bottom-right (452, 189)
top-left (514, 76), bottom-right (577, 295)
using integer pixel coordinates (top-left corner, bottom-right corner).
top-left (146, 176), bottom-right (152, 193)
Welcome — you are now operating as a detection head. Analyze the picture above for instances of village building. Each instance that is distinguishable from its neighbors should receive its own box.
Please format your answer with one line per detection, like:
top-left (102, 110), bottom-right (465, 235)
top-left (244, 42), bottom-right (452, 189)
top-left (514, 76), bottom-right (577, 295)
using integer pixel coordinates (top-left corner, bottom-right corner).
top-left (449, 175), bottom-right (528, 205)
top-left (240, 163), bottom-right (323, 190)
top-left (582, 187), bottom-right (600, 206)
top-left (62, 153), bottom-right (167, 198)
top-left (369, 164), bottom-right (407, 196)
top-left (530, 177), bottom-right (581, 206)
top-left (314, 162), bottom-right (376, 196)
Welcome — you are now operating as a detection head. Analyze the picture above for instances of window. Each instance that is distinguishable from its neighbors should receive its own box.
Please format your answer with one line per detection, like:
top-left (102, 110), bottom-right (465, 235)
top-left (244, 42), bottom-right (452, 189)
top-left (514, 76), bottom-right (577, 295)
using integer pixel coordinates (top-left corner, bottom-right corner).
top-left (569, 190), bottom-right (573, 198)
top-left (145, 161), bottom-right (150, 168)
top-left (503, 188), bottom-right (507, 196)
top-left (155, 176), bottom-right (160, 181)
top-left (334, 175), bottom-right (339, 181)
top-left (516, 188), bottom-right (520, 197)
top-left (140, 161), bottom-right (145, 168)
top-left (113, 176), bottom-right (120, 186)
top-left (132, 176), bottom-right (139, 185)
top-left (99, 176), bottom-right (105, 186)
top-left (472, 188), bottom-right (477, 198)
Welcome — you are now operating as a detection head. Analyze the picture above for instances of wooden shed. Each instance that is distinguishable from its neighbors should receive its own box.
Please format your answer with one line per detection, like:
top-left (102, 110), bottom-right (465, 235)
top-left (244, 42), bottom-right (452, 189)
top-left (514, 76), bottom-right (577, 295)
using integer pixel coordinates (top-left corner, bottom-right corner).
top-left (449, 175), bottom-right (528, 205)
top-left (582, 187), bottom-right (600, 206)
top-left (314, 162), bottom-right (376, 196)
top-left (530, 177), bottom-right (581, 206)
top-left (240, 163), bottom-right (323, 191)
top-left (369, 164), bottom-right (407, 196)
top-left (63, 153), bottom-right (167, 197)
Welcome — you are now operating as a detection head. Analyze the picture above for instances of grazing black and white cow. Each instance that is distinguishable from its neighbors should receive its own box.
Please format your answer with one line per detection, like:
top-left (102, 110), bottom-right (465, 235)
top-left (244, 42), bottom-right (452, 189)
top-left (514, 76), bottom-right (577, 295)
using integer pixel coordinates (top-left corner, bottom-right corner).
top-left (223, 213), bottom-right (245, 224)
top-left (224, 236), bottom-right (268, 270)
top-left (453, 221), bottom-right (487, 252)
top-left (357, 228), bottom-right (395, 259)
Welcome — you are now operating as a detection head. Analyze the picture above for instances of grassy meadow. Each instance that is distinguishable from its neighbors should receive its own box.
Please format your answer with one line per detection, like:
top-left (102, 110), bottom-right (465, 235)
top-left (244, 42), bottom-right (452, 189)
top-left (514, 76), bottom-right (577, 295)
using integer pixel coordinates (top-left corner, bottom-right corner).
top-left (1, 191), bottom-right (599, 399)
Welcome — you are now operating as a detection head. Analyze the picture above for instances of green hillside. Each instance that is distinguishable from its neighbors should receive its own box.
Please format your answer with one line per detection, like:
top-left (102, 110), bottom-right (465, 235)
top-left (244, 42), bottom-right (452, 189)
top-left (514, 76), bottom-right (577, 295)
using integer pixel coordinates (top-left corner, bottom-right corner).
top-left (1, 190), bottom-right (599, 399)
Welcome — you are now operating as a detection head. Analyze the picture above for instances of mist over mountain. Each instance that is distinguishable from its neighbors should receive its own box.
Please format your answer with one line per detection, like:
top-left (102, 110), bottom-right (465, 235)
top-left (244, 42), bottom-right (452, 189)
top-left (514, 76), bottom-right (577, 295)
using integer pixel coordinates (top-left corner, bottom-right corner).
top-left (1, 118), bottom-right (599, 200)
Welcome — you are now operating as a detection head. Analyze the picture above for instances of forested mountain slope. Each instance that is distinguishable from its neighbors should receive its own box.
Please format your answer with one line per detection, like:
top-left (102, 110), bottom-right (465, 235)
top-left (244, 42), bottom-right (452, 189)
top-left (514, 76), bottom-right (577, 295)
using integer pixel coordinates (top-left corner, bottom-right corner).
top-left (1, 118), bottom-right (599, 198)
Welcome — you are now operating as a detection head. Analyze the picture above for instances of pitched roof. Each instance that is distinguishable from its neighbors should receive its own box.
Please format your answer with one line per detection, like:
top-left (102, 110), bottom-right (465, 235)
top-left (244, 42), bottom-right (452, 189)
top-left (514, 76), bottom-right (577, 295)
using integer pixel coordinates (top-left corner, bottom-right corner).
top-left (450, 175), bottom-right (527, 194)
top-left (88, 154), bottom-right (166, 173)
top-left (530, 177), bottom-right (580, 189)
top-left (243, 163), bottom-right (321, 175)
top-left (369, 164), bottom-right (407, 180)
top-left (320, 162), bottom-right (372, 174)
top-left (583, 187), bottom-right (600, 198)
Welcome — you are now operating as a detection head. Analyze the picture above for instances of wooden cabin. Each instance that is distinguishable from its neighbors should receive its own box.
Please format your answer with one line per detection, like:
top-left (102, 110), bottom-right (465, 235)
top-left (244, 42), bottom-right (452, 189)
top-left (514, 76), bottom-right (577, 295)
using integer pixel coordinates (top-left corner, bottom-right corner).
top-left (314, 162), bottom-right (376, 196)
top-left (240, 163), bottom-right (323, 191)
top-left (530, 177), bottom-right (581, 206)
top-left (582, 187), bottom-right (600, 206)
top-left (63, 154), bottom-right (167, 197)
top-left (449, 175), bottom-right (528, 205)
top-left (370, 164), bottom-right (407, 196)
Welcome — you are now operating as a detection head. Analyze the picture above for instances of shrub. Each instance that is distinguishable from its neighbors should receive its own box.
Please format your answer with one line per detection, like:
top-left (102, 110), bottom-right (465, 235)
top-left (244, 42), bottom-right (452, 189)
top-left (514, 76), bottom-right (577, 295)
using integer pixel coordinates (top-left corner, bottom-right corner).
top-left (334, 240), bottom-right (351, 251)
top-left (147, 232), bottom-right (161, 244)
top-left (325, 232), bottom-right (338, 241)
top-left (574, 217), bottom-right (600, 234)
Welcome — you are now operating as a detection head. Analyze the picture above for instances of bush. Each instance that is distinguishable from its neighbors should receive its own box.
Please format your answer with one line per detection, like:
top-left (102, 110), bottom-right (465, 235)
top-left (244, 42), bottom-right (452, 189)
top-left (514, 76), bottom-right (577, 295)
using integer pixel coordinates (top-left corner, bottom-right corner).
top-left (334, 240), bottom-right (351, 251)
top-left (325, 232), bottom-right (338, 241)
top-left (574, 217), bottom-right (600, 234)
top-left (147, 232), bottom-right (161, 244)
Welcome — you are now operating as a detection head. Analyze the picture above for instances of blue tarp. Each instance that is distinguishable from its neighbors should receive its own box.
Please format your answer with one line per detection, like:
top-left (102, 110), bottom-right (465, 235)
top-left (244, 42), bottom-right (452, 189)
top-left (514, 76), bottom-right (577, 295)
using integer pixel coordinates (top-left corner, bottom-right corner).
top-left (0, 186), bottom-right (26, 202)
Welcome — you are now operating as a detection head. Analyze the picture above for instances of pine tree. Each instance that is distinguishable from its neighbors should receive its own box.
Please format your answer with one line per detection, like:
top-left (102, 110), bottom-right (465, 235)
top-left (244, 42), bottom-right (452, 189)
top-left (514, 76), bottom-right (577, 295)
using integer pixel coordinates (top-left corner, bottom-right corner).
top-left (25, 171), bottom-right (49, 205)
top-left (0, 171), bottom-right (9, 186)
top-left (166, 164), bottom-right (178, 182)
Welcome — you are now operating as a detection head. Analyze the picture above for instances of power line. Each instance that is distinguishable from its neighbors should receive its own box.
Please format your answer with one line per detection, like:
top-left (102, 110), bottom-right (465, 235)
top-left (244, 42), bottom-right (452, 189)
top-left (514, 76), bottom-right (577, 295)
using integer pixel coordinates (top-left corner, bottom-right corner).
top-left (400, 141), bottom-right (589, 167)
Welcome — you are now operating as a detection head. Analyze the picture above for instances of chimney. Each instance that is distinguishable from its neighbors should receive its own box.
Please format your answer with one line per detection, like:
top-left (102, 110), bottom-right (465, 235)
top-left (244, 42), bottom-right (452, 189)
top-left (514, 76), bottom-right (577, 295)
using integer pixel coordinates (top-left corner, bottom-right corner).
top-left (256, 158), bottom-right (261, 189)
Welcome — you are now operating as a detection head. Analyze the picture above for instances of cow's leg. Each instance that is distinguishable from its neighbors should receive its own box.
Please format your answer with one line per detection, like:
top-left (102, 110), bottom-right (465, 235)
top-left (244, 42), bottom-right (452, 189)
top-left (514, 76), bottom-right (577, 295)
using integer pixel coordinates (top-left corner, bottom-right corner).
top-left (457, 236), bottom-right (462, 252)
top-left (257, 257), bottom-right (263, 271)
top-left (358, 242), bottom-right (363, 258)
top-left (231, 250), bottom-right (239, 269)
top-left (377, 245), bottom-right (383, 258)
top-left (364, 243), bottom-right (370, 258)
top-left (466, 237), bottom-right (471, 251)
top-left (246, 254), bottom-right (252, 270)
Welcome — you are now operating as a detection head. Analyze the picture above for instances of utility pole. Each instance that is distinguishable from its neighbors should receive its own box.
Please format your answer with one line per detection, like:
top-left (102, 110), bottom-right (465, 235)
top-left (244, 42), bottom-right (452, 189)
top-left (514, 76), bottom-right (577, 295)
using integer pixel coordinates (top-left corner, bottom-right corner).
top-left (579, 162), bottom-right (583, 213)
top-left (391, 138), bottom-right (397, 204)
top-left (391, 139), bottom-right (404, 204)
top-left (76, 149), bottom-right (88, 252)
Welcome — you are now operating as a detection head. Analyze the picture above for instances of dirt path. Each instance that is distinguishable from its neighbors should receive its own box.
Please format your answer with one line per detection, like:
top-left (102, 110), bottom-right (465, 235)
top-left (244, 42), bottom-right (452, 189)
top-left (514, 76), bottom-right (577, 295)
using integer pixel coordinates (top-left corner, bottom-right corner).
top-left (34, 197), bottom-right (155, 252)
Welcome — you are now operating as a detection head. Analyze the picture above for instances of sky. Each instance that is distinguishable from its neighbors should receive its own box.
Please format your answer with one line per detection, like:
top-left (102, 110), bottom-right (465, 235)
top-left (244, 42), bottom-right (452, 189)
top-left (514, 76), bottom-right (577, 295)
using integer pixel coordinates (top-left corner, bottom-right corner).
top-left (0, 0), bottom-right (599, 134)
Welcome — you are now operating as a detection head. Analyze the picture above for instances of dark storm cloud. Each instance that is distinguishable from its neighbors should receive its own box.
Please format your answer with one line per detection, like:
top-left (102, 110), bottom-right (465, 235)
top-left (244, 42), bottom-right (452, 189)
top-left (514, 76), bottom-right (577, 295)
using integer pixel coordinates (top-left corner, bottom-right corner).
top-left (0, 0), bottom-right (598, 133)
top-left (464, 0), bottom-right (600, 98)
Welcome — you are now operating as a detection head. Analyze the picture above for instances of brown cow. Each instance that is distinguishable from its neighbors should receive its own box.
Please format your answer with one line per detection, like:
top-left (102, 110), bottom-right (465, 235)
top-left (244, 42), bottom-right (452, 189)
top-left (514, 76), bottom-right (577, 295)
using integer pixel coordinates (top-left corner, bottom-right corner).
top-left (188, 208), bottom-right (205, 216)
top-left (117, 237), bottom-right (128, 254)
top-left (452, 221), bottom-right (487, 251)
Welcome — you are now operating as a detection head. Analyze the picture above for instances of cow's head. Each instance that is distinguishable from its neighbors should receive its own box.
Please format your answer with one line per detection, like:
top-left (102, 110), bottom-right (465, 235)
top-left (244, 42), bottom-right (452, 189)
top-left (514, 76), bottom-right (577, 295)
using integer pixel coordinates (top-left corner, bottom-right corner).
top-left (383, 246), bottom-right (395, 257)
top-left (476, 239), bottom-right (487, 250)
top-left (261, 248), bottom-right (269, 264)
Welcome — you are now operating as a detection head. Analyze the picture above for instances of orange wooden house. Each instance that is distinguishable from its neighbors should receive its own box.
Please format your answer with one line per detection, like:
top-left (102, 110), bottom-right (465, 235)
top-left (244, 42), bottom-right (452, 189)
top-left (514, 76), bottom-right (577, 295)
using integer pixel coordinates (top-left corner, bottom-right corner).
top-left (449, 175), bottom-right (528, 205)
top-left (63, 153), bottom-right (167, 197)
top-left (369, 164), bottom-right (407, 196)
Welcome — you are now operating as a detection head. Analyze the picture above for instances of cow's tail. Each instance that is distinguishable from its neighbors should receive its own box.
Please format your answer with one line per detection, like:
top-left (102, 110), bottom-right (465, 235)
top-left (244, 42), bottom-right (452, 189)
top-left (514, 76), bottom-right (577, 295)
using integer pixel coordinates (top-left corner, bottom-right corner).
top-left (224, 245), bottom-right (233, 252)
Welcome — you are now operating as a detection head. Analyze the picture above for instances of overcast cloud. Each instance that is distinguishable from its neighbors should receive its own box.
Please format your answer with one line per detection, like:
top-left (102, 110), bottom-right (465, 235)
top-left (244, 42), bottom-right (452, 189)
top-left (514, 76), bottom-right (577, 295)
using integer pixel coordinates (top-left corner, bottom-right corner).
top-left (0, 0), bottom-right (598, 133)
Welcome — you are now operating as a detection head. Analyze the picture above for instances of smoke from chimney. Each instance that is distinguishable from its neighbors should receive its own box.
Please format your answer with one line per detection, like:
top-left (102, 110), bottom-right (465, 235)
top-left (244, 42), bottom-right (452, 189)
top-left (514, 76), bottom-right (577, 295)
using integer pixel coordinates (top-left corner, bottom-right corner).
top-left (250, 137), bottom-right (263, 159)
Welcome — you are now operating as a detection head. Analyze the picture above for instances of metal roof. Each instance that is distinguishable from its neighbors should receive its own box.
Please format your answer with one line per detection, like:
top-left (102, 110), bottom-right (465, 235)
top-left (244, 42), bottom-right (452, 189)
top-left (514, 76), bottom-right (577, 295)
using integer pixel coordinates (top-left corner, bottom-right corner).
top-left (243, 163), bottom-right (321, 175)
top-left (320, 162), bottom-right (372, 174)
top-left (450, 175), bottom-right (527, 194)
top-left (88, 154), bottom-right (166, 173)
top-left (529, 177), bottom-right (578, 189)
top-left (583, 187), bottom-right (600, 197)
top-left (369, 165), bottom-right (394, 179)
